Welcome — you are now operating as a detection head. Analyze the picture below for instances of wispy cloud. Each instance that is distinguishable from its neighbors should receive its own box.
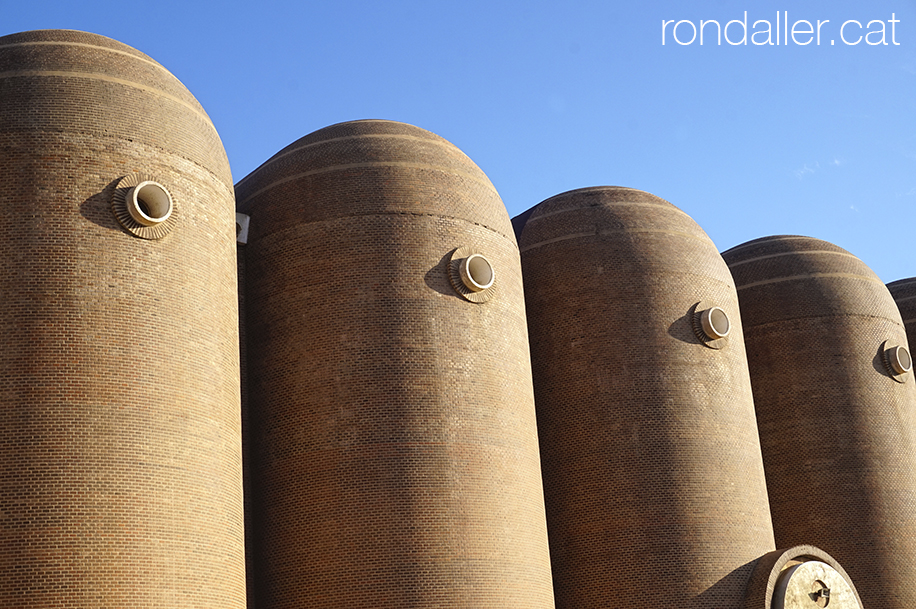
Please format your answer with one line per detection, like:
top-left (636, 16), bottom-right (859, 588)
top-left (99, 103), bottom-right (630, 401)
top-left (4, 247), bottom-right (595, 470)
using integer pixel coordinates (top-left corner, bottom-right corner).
top-left (793, 158), bottom-right (844, 180)
top-left (793, 162), bottom-right (819, 180)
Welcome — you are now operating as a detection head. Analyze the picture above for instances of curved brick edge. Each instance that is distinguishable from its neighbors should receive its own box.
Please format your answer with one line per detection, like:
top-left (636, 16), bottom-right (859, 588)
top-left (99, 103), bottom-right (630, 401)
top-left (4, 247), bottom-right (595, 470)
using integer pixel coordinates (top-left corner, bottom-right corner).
top-left (111, 172), bottom-right (180, 239)
top-left (448, 245), bottom-right (499, 303)
top-left (743, 545), bottom-right (863, 609)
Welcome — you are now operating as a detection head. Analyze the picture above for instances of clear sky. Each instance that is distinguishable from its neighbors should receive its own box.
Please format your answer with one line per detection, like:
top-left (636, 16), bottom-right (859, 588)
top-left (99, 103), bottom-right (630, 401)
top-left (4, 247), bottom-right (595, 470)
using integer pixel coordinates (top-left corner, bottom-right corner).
top-left (5, 0), bottom-right (915, 282)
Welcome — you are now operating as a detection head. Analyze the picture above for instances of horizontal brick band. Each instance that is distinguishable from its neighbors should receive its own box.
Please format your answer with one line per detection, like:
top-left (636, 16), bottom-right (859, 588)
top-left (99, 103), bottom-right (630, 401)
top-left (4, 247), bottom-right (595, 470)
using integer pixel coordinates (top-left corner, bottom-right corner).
top-left (520, 227), bottom-right (711, 253)
top-left (524, 198), bottom-right (692, 224)
top-left (893, 293), bottom-right (916, 304)
top-left (0, 40), bottom-right (166, 71)
top-left (237, 160), bottom-right (497, 206)
top-left (0, 70), bottom-right (212, 124)
top-left (735, 271), bottom-right (885, 291)
top-left (235, 131), bottom-right (470, 189)
top-left (725, 249), bottom-right (861, 269)
top-left (722, 234), bottom-right (806, 255)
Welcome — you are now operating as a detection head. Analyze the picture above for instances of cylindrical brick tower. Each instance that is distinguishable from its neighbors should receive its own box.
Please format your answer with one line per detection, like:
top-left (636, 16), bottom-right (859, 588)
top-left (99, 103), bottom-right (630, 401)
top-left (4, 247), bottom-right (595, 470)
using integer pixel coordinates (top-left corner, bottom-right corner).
top-left (0, 30), bottom-right (244, 607)
top-left (888, 277), bottom-right (916, 350)
top-left (723, 236), bottom-right (916, 609)
top-left (237, 120), bottom-right (555, 609)
top-left (515, 186), bottom-right (775, 609)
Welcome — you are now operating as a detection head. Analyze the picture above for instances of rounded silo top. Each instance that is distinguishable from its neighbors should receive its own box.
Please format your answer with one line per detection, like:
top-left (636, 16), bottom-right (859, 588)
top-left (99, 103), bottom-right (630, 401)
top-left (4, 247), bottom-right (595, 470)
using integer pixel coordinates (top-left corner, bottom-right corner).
top-left (235, 119), bottom-right (512, 241)
top-left (0, 29), bottom-right (242, 608)
top-left (888, 277), bottom-right (916, 334)
top-left (237, 121), bottom-right (553, 608)
top-left (725, 235), bottom-right (916, 609)
top-left (722, 235), bottom-right (898, 326)
top-left (517, 186), bottom-right (775, 609)
top-left (519, 186), bottom-right (706, 241)
top-left (888, 277), bottom-right (916, 300)
top-left (0, 29), bottom-right (230, 184)
top-left (517, 186), bottom-right (731, 281)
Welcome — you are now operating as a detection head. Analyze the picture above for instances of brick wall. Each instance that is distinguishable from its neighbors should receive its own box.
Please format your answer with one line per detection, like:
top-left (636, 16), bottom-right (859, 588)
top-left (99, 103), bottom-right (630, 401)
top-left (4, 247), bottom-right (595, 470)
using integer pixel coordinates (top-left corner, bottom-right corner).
top-left (0, 30), bottom-right (245, 608)
top-left (888, 277), bottom-right (916, 354)
top-left (724, 236), bottom-right (916, 609)
top-left (237, 120), bottom-right (555, 609)
top-left (516, 187), bottom-right (776, 609)
top-left (2, 27), bottom-right (902, 609)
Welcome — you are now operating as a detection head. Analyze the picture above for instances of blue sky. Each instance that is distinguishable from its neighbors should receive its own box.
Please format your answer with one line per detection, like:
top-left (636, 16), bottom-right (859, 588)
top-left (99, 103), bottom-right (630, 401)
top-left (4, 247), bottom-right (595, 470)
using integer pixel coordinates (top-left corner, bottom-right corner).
top-left (5, 0), bottom-right (916, 282)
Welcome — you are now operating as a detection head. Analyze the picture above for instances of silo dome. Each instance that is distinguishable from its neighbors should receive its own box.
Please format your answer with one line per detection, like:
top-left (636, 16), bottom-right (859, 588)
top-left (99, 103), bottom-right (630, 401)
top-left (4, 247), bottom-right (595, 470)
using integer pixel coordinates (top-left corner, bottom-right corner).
top-left (888, 277), bottom-right (916, 352)
top-left (723, 235), bottom-right (916, 609)
top-left (515, 186), bottom-right (775, 609)
top-left (0, 30), bottom-right (243, 607)
top-left (237, 120), bottom-right (554, 609)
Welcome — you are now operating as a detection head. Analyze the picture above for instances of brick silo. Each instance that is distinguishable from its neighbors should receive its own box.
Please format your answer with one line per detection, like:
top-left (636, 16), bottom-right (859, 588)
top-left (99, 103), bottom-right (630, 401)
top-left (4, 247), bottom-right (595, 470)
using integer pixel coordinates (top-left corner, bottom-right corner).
top-left (888, 277), bottom-right (916, 351)
top-left (723, 236), bottom-right (916, 609)
top-left (237, 120), bottom-right (554, 608)
top-left (515, 186), bottom-right (775, 609)
top-left (0, 30), bottom-right (244, 607)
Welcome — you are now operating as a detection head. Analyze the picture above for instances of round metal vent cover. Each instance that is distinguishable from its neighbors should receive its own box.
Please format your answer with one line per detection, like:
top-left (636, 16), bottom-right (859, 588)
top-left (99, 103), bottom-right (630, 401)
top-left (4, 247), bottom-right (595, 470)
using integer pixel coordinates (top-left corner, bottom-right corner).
top-left (449, 246), bottom-right (498, 303)
top-left (111, 173), bottom-right (180, 239)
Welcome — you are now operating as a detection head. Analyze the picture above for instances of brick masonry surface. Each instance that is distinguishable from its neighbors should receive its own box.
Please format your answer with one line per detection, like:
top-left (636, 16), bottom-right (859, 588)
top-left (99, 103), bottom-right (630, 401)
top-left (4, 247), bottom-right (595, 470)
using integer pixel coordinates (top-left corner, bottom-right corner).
top-left (723, 236), bottom-right (916, 609)
top-left (0, 27), bottom-right (903, 609)
top-left (237, 120), bottom-right (555, 609)
top-left (515, 187), bottom-right (777, 609)
top-left (0, 30), bottom-right (245, 607)
top-left (888, 277), bottom-right (916, 353)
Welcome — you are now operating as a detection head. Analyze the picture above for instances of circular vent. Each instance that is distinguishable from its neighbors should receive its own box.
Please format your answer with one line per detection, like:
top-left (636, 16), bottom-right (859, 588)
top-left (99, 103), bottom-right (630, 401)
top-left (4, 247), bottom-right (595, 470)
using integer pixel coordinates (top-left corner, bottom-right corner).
top-left (127, 181), bottom-right (173, 226)
top-left (700, 306), bottom-right (730, 339)
top-left (460, 254), bottom-right (495, 292)
top-left (111, 173), bottom-right (180, 239)
top-left (449, 246), bottom-right (498, 304)
top-left (882, 342), bottom-right (912, 382)
top-left (690, 302), bottom-right (731, 350)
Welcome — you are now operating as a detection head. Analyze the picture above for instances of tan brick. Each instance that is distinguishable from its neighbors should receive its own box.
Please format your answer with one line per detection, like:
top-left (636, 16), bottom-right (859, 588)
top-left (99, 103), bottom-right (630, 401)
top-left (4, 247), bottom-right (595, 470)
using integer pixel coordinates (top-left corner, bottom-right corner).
top-left (237, 120), bottom-right (555, 609)
top-left (724, 235), bottom-right (916, 609)
top-left (516, 187), bottom-right (776, 609)
top-left (0, 29), bottom-right (245, 608)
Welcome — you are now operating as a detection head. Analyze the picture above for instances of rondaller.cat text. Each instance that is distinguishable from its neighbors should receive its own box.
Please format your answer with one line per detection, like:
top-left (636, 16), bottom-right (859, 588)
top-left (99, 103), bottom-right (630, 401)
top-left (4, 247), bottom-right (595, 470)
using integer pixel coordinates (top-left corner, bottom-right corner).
top-left (662, 12), bottom-right (900, 46)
